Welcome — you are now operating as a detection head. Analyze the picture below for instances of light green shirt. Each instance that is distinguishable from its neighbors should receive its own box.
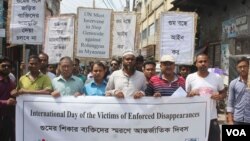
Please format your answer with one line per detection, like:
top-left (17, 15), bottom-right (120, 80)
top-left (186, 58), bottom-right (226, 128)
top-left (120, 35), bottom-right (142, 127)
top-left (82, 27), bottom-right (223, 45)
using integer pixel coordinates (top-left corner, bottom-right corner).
top-left (52, 75), bottom-right (84, 96)
top-left (18, 72), bottom-right (52, 91)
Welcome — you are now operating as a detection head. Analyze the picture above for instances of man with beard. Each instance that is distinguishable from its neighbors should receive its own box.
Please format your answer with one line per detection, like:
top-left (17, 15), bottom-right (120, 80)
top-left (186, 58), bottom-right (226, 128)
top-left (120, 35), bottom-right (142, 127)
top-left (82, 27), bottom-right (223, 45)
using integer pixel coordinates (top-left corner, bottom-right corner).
top-left (105, 50), bottom-right (146, 99)
top-left (38, 52), bottom-right (56, 80)
top-left (185, 53), bottom-right (226, 141)
top-left (0, 56), bottom-right (16, 141)
top-left (227, 57), bottom-right (250, 125)
top-left (145, 55), bottom-right (185, 96)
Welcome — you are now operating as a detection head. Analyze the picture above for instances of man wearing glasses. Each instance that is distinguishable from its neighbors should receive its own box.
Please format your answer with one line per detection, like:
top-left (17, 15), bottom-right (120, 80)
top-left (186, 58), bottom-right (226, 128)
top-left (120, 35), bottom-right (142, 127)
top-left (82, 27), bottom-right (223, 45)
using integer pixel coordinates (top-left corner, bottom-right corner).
top-left (145, 55), bottom-right (185, 97)
top-left (0, 56), bottom-right (16, 141)
top-left (110, 58), bottom-right (120, 74)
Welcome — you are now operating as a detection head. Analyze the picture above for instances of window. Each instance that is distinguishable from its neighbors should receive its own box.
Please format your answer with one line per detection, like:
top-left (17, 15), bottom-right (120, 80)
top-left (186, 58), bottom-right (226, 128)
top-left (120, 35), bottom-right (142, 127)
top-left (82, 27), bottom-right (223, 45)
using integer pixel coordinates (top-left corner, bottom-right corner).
top-left (142, 28), bottom-right (147, 40)
top-left (148, 23), bottom-right (155, 36)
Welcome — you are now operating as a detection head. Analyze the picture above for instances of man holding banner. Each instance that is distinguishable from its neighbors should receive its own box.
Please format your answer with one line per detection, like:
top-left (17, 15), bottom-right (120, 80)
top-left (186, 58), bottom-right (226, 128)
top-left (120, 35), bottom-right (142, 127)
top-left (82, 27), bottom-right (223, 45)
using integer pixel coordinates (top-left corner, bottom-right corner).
top-left (145, 55), bottom-right (185, 97)
top-left (12, 55), bottom-right (52, 96)
top-left (106, 50), bottom-right (146, 98)
top-left (51, 56), bottom-right (83, 97)
top-left (186, 53), bottom-right (226, 141)
top-left (0, 56), bottom-right (16, 141)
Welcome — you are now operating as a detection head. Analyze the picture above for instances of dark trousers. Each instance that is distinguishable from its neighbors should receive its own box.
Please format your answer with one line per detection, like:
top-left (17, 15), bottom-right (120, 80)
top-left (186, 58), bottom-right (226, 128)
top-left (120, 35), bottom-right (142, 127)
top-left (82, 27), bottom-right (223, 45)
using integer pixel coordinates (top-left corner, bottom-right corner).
top-left (208, 119), bottom-right (220, 141)
top-left (0, 116), bottom-right (15, 141)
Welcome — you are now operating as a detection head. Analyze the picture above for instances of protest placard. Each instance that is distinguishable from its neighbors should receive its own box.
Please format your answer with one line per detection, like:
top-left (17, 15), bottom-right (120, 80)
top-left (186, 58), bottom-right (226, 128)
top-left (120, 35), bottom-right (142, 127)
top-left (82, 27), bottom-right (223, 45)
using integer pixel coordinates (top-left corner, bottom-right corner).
top-left (160, 12), bottom-right (197, 65)
top-left (76, 8), bottom-right (111, 58)
top-left (10, 0), bottom-right (45, 44)
top-left (44, 15), bottom-right (75, 64)
top-left (112, 12), bottom-right (136, 56)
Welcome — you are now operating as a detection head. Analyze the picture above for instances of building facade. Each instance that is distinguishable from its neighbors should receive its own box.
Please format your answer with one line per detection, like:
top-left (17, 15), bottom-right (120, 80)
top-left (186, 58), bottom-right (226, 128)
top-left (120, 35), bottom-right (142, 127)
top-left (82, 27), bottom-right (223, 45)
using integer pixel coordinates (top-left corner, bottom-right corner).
top-left (137, 0), bottom-right (174, 61)
top-left (0, 0), bottom-right (61, 78)
top-left (172, 0), bottom-right (250, 83)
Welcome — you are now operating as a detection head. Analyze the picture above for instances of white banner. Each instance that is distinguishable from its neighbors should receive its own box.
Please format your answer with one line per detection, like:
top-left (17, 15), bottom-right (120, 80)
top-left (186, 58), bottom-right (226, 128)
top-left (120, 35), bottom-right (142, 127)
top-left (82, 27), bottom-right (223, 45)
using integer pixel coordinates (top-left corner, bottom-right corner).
top-left (112, 12), bottom-right (136, 56)
top-left (16, 95), bottom-right (210, 141)
top-left (44, 16), bottom-right (75, 64)
top-left (10, 0), bottom-right (45, 44)
top-left (160, 12), bottom-right (196, 65)
top-left (76, 8), bottom-right (111, 58)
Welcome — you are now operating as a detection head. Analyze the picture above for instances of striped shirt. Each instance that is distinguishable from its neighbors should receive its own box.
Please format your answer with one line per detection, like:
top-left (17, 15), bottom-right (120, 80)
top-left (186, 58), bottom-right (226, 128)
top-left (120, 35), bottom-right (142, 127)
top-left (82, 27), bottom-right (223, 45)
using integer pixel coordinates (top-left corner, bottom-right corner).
top-left (227, 77), bottom-right (250, 123)
top-left (145, 74), bottom-right (185, 96)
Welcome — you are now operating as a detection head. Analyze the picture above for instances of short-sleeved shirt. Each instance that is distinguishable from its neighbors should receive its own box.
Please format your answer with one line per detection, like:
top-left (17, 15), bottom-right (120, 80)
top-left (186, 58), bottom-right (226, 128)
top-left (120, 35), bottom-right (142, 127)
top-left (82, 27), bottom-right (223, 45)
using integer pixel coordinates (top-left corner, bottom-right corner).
top-left (18, 72), bottom-right (52, 91)
top-left (145, 74), bottom-right (185, 96)
top-left (186, 72), bottom-right (224, 119)
top-left (52, 75), bottom-right (83, 96)
top-left (83, 80), bottom-right (107, 96)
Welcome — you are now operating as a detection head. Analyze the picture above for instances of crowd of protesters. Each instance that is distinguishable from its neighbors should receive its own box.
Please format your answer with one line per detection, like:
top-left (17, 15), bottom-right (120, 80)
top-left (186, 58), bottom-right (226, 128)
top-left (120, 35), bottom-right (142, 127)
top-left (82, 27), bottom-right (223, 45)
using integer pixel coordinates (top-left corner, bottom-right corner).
top-left (1, 50), bottom-right (250, 141)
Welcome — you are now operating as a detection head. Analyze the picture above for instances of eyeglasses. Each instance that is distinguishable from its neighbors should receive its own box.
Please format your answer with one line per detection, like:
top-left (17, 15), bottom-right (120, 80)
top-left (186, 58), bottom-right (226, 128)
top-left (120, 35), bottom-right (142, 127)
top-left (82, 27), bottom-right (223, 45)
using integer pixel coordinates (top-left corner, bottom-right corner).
top-left (111, 63), bottom-right (118, 66)
top-left (1, 64), bottom-right (11, 68)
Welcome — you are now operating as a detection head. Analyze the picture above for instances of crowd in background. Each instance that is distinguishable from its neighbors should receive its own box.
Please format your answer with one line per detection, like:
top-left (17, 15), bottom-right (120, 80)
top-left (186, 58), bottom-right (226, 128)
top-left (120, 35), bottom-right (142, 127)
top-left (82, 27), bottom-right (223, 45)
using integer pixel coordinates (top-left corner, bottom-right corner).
top-left (1, 51), bottom-right (250, 141)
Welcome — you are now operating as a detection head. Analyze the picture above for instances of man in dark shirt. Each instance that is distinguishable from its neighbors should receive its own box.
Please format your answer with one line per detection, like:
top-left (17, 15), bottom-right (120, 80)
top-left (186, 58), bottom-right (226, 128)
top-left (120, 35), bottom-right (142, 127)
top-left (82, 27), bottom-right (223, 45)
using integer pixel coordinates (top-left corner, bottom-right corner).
top-left (0, 56), bottom-right (16, 141)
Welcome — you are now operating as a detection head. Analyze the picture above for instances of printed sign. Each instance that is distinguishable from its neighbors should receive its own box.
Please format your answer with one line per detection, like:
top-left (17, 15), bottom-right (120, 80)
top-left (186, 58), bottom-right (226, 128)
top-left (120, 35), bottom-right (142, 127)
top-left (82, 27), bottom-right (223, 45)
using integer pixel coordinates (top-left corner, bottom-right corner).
top-left (112, 12), bottom-right (136, 56)
top-left (76, 8), bottom-right (111, 58)
top-left (44, 16), bottom-right (75, 64)
top-left (160, 12), bottom-right (196, 65)
top-left (10, 0), bottom-right (45, 44)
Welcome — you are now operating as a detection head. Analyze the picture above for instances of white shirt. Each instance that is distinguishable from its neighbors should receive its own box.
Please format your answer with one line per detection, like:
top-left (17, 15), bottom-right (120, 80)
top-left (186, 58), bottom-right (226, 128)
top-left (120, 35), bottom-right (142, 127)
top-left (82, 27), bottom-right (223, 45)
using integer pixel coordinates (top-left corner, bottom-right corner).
top-left (186, 72), bottom-right (224, 119)
top-left (106, 70), bottom-right (147, 97)
top-left (47, 72), bottom-right (56, 80)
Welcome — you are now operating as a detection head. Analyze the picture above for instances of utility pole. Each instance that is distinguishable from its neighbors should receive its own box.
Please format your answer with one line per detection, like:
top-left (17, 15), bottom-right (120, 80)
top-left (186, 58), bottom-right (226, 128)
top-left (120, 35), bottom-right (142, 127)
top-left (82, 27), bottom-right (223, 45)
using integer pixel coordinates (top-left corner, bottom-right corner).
top-left (124, 0), bottom-right (130, 11)
top-left (93, 0), bottom-right (95, 8)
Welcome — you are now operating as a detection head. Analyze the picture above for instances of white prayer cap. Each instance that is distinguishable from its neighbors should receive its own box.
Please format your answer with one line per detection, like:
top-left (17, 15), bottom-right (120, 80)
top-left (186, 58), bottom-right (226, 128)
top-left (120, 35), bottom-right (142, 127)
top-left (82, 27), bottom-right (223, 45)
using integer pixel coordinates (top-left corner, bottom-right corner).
top-left (122, 50), bottom-right (135, 57)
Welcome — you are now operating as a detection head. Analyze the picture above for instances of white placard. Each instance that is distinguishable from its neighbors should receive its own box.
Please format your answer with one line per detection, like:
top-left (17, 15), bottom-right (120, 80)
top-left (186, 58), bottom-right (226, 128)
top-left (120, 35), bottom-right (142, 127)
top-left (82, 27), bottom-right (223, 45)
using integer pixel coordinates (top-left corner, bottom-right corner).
top-left (16, 95), bottom-right (210, 141)
top-left (10, 0), bottom-right (45, 44)
top-left (112, 12), bottom-right (136, 56)
top-left (76, 8), bottom-right (111, 58)
top-left (44, 16), bottom-right (75, 64)
top-left (160, 12), bottom-right (196, 65)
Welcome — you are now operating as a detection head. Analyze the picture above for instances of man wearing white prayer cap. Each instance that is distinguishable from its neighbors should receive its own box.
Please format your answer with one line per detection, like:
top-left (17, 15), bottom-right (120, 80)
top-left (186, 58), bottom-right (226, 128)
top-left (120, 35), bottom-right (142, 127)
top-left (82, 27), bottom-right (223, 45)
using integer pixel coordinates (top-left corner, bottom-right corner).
top-left (105, 50), bottom-right (147, 99)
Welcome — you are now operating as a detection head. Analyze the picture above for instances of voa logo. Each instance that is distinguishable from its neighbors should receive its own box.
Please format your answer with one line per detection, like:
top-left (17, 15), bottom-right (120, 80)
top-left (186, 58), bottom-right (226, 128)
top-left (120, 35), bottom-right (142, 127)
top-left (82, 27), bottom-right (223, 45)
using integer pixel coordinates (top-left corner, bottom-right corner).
top-left (226, 129), bottom-right (246, 136)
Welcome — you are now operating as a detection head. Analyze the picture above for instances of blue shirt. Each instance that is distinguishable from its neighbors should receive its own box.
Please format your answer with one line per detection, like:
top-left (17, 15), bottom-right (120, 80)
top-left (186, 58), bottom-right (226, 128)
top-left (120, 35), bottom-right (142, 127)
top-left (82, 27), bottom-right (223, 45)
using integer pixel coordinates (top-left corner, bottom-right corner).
top-left (83, 80), bottom-right (107, 96)
top-left (52, 75), bottom-right (84, 96)
top-left (227, 77), bottom-right (250, 123)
